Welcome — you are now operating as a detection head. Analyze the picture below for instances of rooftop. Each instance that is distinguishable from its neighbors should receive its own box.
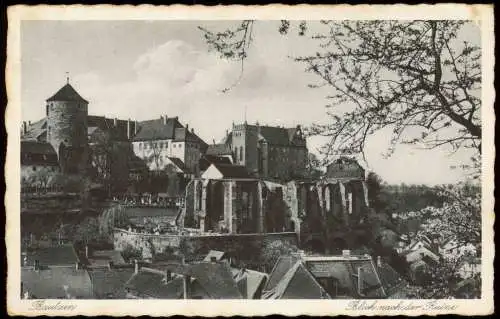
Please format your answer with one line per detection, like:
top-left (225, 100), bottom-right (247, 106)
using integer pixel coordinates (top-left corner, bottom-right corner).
top-left (46, 83), bottom-right (88, 103)
top-left (23, 245), bottom-right (80, 267)
top-left (206, 143), bottom-right (233, 157)
top-left (206, 162), bottom-right (252, 179)
top-left (22, 267), bottom-right (93, 299)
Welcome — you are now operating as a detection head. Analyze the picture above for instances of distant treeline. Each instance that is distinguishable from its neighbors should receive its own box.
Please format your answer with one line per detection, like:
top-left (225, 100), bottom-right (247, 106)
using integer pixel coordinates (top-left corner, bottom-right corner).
top-left (382, 184), bottom-right (447, 214)
top-left (367, 172), bottom-right (453, 216)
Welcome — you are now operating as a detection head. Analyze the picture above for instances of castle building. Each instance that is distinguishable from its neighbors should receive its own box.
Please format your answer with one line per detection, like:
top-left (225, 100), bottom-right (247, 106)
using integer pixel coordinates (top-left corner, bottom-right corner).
top-left (221, 122), bottom-right (308, 181)
top-left (131, 116), bottom-right (208, 175)
top-left (21, 81), bottom-right (135, 186)
top-left (45, 82), bottom-right (89, 174)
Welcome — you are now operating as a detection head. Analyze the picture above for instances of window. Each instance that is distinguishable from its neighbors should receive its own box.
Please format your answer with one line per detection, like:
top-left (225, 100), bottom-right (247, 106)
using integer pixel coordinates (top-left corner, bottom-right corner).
top-left (32, 166), bottom-right (37, 171)
top-left (239, 147), bottom-right (243, 162)
top-left (160, 142), bottom-right (163, 148)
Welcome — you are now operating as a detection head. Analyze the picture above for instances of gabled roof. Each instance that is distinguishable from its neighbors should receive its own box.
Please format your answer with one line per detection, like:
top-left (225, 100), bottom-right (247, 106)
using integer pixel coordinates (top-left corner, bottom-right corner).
top-left (303, 256), bottom-right (386, 298)
top-left (23, 245), bottom-right (79, 267)
top-left (88, 267), bottom-right (135, 299)
top-left (262, 261), bottom-right (330, 299)
top-left (87, 250), bottom-right (126, 268)
top-left (206, 144), bottom-right (233, 157)
top-left (167, 157), bottom-right (186, 172)
top-left (376, 262), bottom-right (406, 297)
top-left (231, 268), bottom-right (268, 299)
top-left (87, 115), bottom-right (130, 141)
top-left (187, 261), bottom-right (243, 299)
top-left (124, 267), bottom-right (180, 299)
top-left (46, 83), bottom-right (88, 103)
top-left (21, 141), bottom-right (59, 166)
top-left (21, 118), bottom-right (47, 141)
top-left (22, 267), bottom-right (93, 299)
top-left (263, 255), bottom-right (300, 292)
top-left (203, 250), bottom-right (227, 262)
top-left (132, 118), bottom-right (182, 142)
top-left (209, 163), bottom-right (251, 179)
top-left (199, 155), bottom-right (233, 173)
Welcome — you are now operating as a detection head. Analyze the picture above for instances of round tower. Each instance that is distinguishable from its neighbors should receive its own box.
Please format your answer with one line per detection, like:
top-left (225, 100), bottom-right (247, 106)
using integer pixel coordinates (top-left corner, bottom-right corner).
top-left (46, 81), bottom-right (88, 174)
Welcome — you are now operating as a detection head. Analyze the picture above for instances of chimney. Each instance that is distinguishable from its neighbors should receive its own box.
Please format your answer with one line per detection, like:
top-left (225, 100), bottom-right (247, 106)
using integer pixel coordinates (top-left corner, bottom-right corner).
top-left (183, 274), bottom-right (191, 299)
top-left (114, 118), bottom-right (118, 127)
top-left (226, 129), bottom-right (229, 137)
top-left (210, 256), bottom-right (217, 263)
top-left (22, 121), bottom-right (27, 134)
top-left (108, 261), bottom-right (114, 270)
top-left (212, 139), bottom-right (216, 145)
top-left (34, 260), bottom-right (40, 271)
top-left (75, 262), bottom-right (79, 270)
top-left (127, 119), bottom-right (132, 139)
top-left (134, 259), bottom-right (139, 274)
top-left (28, 120), bottom-right (31, 126)
top-left (186, 124), bottom-right (189, 131)
top-left (377, 256), bottom-right (382, 267)
top-left (135, 121), bottom-right (138, 135)
top-left (191, 128), bottom-right (194, 134)
top-left (342, 250), bottom-right (351, 258)
top-left (163, 115), bottom-right (168, 125)
top-left (85, 245), bottom-right (89, 258)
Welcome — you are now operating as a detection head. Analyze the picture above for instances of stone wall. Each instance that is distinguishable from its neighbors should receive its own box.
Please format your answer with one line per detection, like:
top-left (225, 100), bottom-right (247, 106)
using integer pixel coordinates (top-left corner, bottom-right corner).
top-left (113, 228), bottom-right (182, 253)
top-left (113, 228), bottom-right (298, 262)
top-left (47, 100), bottom-right (88, 173)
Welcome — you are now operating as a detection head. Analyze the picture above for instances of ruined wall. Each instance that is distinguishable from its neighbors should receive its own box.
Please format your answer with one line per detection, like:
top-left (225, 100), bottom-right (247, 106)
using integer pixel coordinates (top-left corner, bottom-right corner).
top-left (113, 228), bottom-right (298, 262)
top-left (113, 228), bottom-right (182, 254)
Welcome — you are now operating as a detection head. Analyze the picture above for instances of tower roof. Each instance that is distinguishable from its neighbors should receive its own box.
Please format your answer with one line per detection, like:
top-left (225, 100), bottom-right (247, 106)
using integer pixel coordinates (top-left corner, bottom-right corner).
top-left (46, 83), bottom-right (88, 103)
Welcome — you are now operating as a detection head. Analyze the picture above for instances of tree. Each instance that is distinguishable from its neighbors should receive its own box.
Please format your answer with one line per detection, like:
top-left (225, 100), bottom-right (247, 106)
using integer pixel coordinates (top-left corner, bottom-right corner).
top-left (365, 172), bottom-right (390, 214)
top-left (26, 167), bottom-right (54, 191)
top-left (418, 182), bottom-right (481, 250)
top-left (165, 164), bottom-right (181, 198)
top-left (73, 217), bottom-right (108, 246)
top-left (260, 239), bottom-right (298, 272)
top-left (199, 21), bottom-right (481, 174)
top-left (89, 130), bottom-right (130, 196)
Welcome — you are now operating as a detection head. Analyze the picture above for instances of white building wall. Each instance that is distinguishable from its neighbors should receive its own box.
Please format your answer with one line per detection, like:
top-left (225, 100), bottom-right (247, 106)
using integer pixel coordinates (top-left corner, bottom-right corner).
top-left (132, 139), bottom-right (186, 171)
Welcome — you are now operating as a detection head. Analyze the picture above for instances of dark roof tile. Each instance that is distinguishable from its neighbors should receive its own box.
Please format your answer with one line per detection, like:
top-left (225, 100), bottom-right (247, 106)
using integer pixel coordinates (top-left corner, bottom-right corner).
top-left (22, 267), bottom-right (93, 299)
top-left (24, 245), bottom-right (79, 267)
top-left (132, 118), bottom-right (180, 142)
top-left (88, 267), bottom-right (135, 299)
top-left (210, 163), bottom-right (251, 179)
top-left (206, 144), bottom-right (233, 156)
top-left (46, 83), bottom-right (88, 103)
top-left (187, 261), bottom-right (242, 299)
top-left (262, 261), bottom-right (329, 299)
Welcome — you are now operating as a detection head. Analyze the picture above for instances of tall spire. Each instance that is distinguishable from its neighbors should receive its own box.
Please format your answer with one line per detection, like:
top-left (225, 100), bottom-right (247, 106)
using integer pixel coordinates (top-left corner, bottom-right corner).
top-left (66, 72), bottom-right (70, 84)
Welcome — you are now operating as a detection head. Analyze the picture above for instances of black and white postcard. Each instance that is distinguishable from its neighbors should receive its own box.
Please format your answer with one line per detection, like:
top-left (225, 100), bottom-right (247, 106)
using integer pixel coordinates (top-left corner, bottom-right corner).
top-left (6, 4), bottom-right (494, 316)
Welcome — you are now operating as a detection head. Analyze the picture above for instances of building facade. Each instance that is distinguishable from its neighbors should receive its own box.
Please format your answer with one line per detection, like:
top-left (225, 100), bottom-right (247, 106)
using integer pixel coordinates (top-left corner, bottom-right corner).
top-left (131, 116), bottom-right (207, 175)
top-left (223, 122), bottom-right (308, 181)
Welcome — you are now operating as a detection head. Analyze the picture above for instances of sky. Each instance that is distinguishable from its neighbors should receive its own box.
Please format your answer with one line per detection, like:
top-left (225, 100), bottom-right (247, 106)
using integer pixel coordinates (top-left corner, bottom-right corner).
top-left (20, 20), bottom-right (480, 185)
